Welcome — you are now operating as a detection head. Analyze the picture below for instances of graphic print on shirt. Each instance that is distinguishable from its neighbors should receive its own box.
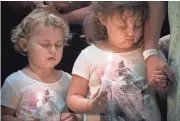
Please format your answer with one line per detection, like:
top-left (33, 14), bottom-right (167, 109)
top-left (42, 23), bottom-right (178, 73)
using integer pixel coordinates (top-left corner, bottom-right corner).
top-left (95, 59), bottom-right (149, 121)
top-left (21, 85), bottom-right (65, 121)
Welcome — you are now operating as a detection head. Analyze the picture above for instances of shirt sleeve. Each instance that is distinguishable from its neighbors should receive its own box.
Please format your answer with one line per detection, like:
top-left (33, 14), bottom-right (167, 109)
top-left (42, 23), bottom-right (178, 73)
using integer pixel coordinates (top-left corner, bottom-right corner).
top-left (72, 52), bottom-right (90, 81)
top-left (1, 78), bottom-right (21, 109)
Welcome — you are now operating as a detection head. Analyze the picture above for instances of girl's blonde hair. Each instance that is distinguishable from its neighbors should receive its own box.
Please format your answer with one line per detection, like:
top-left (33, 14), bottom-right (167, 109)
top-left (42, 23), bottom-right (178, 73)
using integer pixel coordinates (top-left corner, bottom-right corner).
top-left (11, 8), bottom-right (71, 55)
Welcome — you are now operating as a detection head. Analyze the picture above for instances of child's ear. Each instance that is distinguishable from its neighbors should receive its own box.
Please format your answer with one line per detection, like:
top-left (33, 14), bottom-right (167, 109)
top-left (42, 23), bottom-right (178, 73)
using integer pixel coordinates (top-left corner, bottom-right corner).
top-left (19, 38), bottom-right (28, 52)
top-left (97, 12), bottom-right (107, 26)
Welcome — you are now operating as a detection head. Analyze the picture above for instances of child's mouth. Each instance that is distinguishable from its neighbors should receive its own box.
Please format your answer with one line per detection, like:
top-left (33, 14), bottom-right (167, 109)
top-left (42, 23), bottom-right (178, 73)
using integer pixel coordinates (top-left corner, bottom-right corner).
top-left (47, 57), bottom-right (56, 60)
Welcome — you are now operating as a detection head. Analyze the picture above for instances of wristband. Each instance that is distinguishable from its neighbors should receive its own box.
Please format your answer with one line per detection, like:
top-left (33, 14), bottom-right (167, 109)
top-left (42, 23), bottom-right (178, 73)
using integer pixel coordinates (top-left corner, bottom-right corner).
top-left (143, 49), bottom-right (158, 61)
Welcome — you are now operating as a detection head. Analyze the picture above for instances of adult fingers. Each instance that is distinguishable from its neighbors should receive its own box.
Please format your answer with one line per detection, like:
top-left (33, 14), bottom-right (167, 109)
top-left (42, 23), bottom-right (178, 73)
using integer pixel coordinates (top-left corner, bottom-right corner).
top-left (153, 75), bottom-right (168, 81)
top-left (161, 63), bottom-right (175, 83)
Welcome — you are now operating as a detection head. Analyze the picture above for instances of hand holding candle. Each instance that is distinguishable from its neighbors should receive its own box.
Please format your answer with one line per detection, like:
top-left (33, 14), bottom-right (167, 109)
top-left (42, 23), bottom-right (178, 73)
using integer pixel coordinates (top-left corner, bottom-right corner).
top-left (88, 88), bottom-right (107, 113)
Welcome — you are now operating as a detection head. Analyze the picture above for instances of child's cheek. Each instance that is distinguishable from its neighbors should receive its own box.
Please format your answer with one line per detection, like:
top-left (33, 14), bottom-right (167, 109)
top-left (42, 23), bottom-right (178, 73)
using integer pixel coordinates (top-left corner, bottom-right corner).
top-left (135, 29), bottom-right (143, 41)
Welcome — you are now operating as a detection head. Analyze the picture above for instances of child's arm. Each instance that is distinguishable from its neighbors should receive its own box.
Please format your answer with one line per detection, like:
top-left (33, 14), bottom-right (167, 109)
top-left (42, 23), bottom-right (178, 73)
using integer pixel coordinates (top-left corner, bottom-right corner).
top-left (1, 78), bottom-right (25, 121)
top-left (1, 106), bottom-right (25, 121)
top-left (66, 75), bottom-right (90, 113)
top-left (66, 75), bottom-right (107, 114)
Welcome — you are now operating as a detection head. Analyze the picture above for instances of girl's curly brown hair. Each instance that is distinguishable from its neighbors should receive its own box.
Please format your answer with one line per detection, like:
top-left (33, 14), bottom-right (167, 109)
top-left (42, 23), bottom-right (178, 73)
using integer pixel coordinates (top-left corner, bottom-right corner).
top-left (84, 1), bottom-right (148, 45)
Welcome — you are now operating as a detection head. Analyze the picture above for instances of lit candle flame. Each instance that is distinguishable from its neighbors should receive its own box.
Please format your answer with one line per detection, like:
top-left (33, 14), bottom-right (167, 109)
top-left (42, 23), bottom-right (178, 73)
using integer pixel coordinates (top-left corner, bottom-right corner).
top-left (36, 92), bottom-right (43, 101)
top-left (108, 53), bottom-right (112, 63)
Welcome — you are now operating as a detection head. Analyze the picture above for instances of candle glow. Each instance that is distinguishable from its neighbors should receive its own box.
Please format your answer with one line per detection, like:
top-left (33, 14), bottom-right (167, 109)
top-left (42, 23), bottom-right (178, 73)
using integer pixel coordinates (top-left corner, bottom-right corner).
top-left (36, 92), bottom-right (43, 101)
top-left (100, 53), bottom-right (113, 92)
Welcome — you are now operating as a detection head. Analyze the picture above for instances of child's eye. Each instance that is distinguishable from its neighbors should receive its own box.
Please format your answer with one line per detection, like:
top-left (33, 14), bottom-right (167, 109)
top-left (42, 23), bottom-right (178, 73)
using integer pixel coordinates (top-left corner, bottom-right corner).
top-left (115, 21), bottom-right (126, 28)
top-left (118, 24), bottom-right (127, 28)
top-left (55, 44), bottom-right (63, 47)
top-left (119, 24), bottom-right (127, 28)
top-left (41, 44), bottom-right (50, 48)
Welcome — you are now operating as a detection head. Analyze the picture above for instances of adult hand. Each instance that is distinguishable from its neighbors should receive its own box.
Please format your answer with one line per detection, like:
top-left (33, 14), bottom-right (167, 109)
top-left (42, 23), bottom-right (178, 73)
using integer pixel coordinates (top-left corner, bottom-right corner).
top-left (145, 54), bottom-right (174, 86)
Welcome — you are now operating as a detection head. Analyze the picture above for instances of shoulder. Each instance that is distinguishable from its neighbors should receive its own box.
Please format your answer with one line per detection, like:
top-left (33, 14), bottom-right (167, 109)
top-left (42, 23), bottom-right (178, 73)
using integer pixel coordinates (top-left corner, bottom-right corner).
top-left (78, 44), bottom-right (106, 62)
top-left (57, 71), bottom-right (72, 95)
top-left (73, 45), bottom-right (97, 65)
top-left (81, 44), bottom-right (99, 55)
top-left (4, 70), bottom-right (24, 85)
top-left (59, 70), bottom-right (72, 85)
top-left (3, 70), bottom-right (35, 91)
top-left (2, 70), bottom-right (29, 97)
top-left (61, 71), bottom-right (72, 80)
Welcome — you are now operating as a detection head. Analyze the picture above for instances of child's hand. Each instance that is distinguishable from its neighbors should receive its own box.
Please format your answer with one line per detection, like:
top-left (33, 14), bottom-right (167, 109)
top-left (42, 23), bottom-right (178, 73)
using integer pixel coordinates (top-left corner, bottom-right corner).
top-left (151, 70), bottom-right (172, 100)
top-left (151, 70), bottom-right (172, 96)
top-left (60, 113), bottom-right (77, 121)
top-left (152, 70), bottom-right (170, 88)
top-left (87, 89), bottom-right (107, 113)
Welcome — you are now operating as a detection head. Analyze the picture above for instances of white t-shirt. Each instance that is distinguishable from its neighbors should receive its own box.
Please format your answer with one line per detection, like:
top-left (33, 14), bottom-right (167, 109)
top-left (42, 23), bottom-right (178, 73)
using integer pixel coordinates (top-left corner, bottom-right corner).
top-left (1, 70), bottom-right (72, 121)
top-left (72, 45), bottom-right (161, 121)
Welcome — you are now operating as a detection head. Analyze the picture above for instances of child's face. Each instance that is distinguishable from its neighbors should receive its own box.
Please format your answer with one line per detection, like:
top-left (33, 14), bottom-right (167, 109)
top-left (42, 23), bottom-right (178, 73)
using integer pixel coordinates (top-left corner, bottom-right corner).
top-left (26, 26), bottom-right (64, 69)
top-left (102, 9), bottom-right (143, 49)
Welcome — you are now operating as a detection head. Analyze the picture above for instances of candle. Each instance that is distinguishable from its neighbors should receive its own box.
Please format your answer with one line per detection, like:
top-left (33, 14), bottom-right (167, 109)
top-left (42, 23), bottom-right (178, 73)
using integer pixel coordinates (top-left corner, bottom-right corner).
top-left (36, 92), bottom-right (43, 101)
top-left (36, 101), bottom-right (43, 108)
top-left (100, 53), bottom-right (113, 92)
top-left (35, 92), bottom-right (44, 119)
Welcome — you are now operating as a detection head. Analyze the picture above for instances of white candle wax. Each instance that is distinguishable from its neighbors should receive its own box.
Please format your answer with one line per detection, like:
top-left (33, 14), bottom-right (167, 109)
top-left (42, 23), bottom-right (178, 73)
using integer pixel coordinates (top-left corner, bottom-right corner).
top-left (35, 92), bottom-right (44, 119)
top-left (100, 53), bottom-right (113, 92)
top-left (36, 101), bottom-right (43, 108)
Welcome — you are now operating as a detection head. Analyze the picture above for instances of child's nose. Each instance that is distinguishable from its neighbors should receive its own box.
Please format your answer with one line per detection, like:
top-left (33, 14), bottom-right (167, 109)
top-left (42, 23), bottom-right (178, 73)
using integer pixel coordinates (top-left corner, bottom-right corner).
top-left (126, 27), bottom-right (135, 38)
top-left (126, 25), bottom-right (135, 38)
top-left (48, 46), bottom-right (56, 55)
